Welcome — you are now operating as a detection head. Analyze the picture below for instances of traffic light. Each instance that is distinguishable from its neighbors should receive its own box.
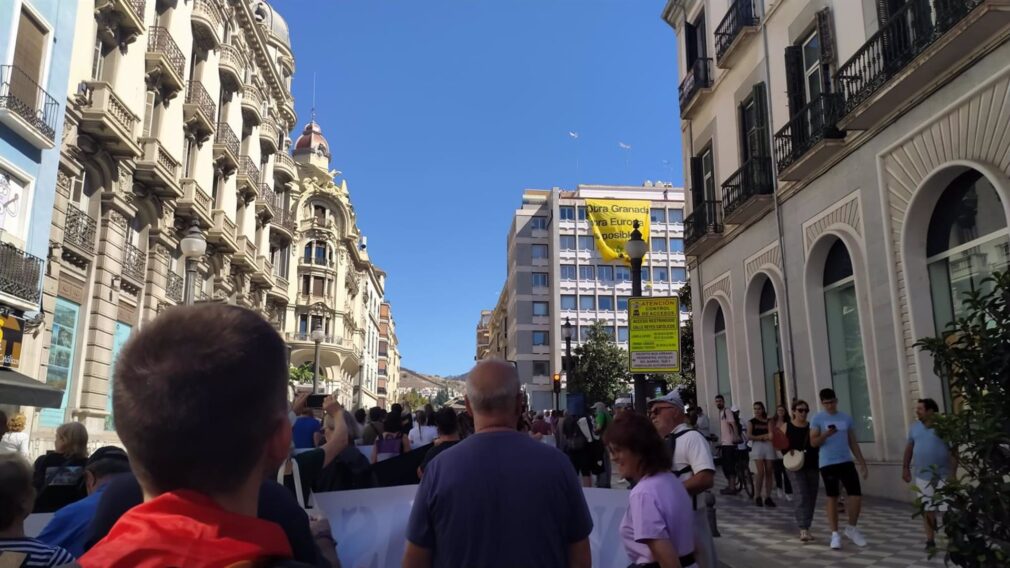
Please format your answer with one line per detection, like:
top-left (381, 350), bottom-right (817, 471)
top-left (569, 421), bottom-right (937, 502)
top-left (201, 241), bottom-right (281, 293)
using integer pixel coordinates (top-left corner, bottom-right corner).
top-left (553, 372), bottom-right (561, 393)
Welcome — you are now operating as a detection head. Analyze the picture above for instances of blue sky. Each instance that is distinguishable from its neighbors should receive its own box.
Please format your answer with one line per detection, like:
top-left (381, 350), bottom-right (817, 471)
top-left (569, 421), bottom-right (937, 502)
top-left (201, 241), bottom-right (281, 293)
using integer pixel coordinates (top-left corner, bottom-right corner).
top-left (272, 0), bottom-right (682, 376)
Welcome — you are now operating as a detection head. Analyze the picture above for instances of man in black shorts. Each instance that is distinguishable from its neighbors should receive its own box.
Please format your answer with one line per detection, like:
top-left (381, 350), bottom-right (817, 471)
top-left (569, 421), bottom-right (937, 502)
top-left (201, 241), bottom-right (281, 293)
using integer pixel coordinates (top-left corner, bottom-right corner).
top-left (810, 388), bottom-right (869, 550)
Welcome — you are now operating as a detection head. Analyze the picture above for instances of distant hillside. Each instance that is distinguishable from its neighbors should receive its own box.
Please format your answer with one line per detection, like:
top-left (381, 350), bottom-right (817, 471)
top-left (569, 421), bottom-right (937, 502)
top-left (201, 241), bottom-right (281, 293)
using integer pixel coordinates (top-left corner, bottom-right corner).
top-left (399, 368), bottom-right (465, 393)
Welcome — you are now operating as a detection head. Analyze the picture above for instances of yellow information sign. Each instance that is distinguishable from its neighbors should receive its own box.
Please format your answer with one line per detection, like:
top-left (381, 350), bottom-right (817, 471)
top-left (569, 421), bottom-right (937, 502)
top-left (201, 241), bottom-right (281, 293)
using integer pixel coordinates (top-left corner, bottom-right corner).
top-left (628, 296), bottom-right (681, 373)
top-left (584, 199), bottom-right (651, 263)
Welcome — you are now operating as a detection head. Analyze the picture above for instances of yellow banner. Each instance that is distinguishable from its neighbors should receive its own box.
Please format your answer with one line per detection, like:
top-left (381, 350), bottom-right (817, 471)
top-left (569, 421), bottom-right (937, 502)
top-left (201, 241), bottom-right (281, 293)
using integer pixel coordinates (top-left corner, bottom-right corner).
top-left (584, 199), bottom-right (651, 263)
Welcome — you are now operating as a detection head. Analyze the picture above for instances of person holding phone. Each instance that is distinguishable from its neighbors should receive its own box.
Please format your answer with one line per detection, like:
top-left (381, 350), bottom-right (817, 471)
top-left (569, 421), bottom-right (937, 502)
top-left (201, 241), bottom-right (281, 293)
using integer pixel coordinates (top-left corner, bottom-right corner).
top-left (810, 388), bottom-right (868, 550)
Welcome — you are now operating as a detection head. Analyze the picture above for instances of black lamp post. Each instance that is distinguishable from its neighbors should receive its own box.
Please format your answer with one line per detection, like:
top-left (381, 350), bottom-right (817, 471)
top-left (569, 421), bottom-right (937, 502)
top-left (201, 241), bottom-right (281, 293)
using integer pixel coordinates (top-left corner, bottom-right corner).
top-left (562, 316), bottom-right (574, 412)
top-left (179, 219), bottom-right (206, 305)
top-left (310, 326), bottom-right (325, 393)
top-left (625, 220), bottom-right (649, 414)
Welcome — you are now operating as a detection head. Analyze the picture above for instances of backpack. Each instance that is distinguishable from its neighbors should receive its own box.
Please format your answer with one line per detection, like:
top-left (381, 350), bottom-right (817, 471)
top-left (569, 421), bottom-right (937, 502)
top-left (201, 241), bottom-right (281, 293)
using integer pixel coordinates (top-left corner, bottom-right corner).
top-left (563, 418), bottom-right (588, 452)
top-left (665, 428), bottom-right (704, 477)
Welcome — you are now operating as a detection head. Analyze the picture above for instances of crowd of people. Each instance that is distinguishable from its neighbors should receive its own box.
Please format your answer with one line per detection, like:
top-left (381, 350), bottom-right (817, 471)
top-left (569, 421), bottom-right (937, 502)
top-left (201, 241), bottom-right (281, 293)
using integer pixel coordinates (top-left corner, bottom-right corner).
top-left (0, 303), bottom-right (957, 567)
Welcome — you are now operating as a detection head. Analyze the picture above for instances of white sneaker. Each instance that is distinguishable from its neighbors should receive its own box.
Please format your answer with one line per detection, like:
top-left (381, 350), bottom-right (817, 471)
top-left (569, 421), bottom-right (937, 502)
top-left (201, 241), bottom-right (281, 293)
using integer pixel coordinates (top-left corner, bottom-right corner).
top-left (785, 493), bottom-right (793, 502)
top-left (830, 532), bottom-right (842, 550)
top-left (845, 526), bottom-right (867, 547)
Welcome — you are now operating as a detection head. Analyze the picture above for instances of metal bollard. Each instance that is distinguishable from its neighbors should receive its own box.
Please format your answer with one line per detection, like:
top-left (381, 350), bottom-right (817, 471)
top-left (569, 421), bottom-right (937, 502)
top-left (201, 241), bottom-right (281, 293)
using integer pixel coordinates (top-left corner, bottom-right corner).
top-left (706, 492), bottom-right (720, 537)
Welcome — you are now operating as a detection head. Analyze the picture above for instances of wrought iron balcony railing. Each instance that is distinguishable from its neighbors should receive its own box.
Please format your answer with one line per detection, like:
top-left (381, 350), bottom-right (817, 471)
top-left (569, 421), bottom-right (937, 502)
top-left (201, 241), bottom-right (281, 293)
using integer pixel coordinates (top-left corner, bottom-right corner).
top-left (722, 156), bottom-right (774, 218)
top-left (238, 156), bottom-right (260, 186)
top-left (0, 65), bottom-right (59, 144)
top-left (185, 80), bottom-right (216, 123)
top-left (64, 204), bottom-right (97, 253)
top-left (715, 0), bottom-right (758, 64)
top-left (147, 26), bottom-right (185, 81)
top-left (773, 92), bottom-right (845, 172)
top-left (128, 0), bottom-right (145, 19)
top-left (214, 122), bottom-right (239, 157)
top-left (678, 58), bottom-right (713, 117)
top-left (166, 271), bottom-right (184, 303)
top-left (0, 242), bottom-right (42, 304)
top-left (684, 200), bottom-right (724, 250)
top-left (122, 243), bottom-right (146, 283)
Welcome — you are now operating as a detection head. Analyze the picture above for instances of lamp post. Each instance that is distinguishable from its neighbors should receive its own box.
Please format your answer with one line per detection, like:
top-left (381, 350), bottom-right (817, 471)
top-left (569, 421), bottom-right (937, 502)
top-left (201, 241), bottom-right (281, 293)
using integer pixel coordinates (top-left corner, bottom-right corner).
top-left (310, 326), bottom-right (326, 393)
top-left (625, 219), bottom-right (649, 414)
top-left (179, 219), bottom-right (207, 305)
top-left (561, 316), bottom-right (574, 412)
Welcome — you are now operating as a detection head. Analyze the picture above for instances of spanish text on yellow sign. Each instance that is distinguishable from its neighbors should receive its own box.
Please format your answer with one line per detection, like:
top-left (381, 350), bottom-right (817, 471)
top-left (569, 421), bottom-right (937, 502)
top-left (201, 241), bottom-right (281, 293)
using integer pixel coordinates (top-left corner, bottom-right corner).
top-left (628, 296), bottom-right (681, 373)
top-left (584, 199), bottom-right (650, 263)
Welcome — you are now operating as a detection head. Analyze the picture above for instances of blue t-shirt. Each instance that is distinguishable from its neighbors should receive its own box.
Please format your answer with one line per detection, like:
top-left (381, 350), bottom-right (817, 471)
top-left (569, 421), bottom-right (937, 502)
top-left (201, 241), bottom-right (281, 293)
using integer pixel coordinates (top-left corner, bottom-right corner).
top-left (37, 483), bottom-right (108, 557)
top-left (907, 420), bottom-right (951, 480)
top-left (291, 416), bottom-right (321, 449)
top-left (811, 411), bottom-right (854, 468)
top-left (406, 430), bottom-right (593, 568)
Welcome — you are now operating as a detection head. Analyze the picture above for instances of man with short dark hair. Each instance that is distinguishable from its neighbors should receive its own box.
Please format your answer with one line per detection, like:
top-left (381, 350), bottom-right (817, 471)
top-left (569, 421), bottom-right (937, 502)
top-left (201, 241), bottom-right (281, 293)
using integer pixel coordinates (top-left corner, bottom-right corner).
top-left (418, 407), bottom-right (461, 478)
top-left (403, 360), bottom-right (593, 568)
top-left (810, 388), bottom-right (869, 550)
top-left (361, 407), bottom-right (385, 445)
top-left (714, 394), bottom-right (739, 494)
top-left (80, 305), bottom-right (326, 567)
top-left (902, 398), bottom-right (956, 552)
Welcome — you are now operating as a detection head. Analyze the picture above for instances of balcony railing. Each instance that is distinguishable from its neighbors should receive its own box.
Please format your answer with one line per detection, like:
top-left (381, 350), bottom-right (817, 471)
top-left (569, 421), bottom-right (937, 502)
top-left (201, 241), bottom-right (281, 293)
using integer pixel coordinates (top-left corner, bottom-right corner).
top-left (185, 81), bottom-right (216, 124)
top-left (274, 151), bottom-right (296, 176)
top-left (238, 156), bottom-right (260, 187)
top-left (214, 122), bottom-right (239, 158)
top-left (684, 200), bottom-right (724, 250)
top-left (0, 65), bottom-right (59, 145)
top-left (835, 0), bottom-right (985, 117)
top-left (219, 43), bottom-right (245, 75)
top-left (192, 0), bottom-right (223, 31)
top-left (147, 26), bottom-right (185, 81)
top-left (166, 271), bottom-right (184, 303)
top-left (259, 183), bottom-right (278, 215)
top-left (122, 243), bottom-right (146, 283)
top-left (722, 156), bottom-right (773, 219)
top-left (64, 204), bottom-right (97, 253)
top-left (128, 0), bottom-right (145, 19)
top-left (678, 58), bottom-right (713, 117)
top-left (0, 243), bottom-right (42, 304)
top-left (773, 92), bottom-right (845, 173)
top-left (301, 256), bottom-right (332, 268)
top-left (715, 0), bottom-right (758, 64)
top-left (274, 208), bottom-right (296, 233)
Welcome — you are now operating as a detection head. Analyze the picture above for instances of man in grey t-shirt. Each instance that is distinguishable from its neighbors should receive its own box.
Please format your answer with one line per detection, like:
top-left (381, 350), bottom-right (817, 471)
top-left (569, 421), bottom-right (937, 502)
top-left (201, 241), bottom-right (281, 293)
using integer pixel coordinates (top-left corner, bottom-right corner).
top-left (403, 360), bottom-right (593, 568)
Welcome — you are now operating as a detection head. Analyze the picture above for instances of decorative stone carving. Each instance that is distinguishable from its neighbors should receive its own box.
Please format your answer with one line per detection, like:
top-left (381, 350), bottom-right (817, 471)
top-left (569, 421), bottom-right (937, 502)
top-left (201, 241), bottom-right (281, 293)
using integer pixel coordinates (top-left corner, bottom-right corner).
top-left (108, 210), bottom-right (129, 230)
top-left (702, 273), bottom-right (731, 305)
top-left (744, 244), bottom-right (783, 283)
top-left (802, 193), bottom-right (862, 257)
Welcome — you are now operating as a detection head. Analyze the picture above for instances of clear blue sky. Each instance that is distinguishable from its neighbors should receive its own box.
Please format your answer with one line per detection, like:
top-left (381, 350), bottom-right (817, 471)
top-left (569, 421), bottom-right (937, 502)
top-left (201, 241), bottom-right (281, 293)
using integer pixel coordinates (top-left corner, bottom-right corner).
top-left (272, 0), bottom-right (683, 376)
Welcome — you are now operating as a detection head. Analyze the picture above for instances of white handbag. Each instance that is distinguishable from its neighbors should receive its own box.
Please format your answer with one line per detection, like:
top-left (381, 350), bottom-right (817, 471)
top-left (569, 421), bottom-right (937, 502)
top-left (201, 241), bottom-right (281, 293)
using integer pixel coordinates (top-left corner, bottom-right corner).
top-left (783, 449), bottom-right (805, 472)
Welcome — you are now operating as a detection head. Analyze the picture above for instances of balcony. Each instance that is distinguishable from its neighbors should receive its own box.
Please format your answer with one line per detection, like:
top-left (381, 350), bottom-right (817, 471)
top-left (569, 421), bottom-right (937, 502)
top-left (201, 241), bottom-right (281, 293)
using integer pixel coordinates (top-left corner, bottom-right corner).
top-left (299, 256), bottom-right (335, 270)
top-left (684, 200), bottom-right (724, 257)
top-left (271, 208), bottom-right (296, 239)
top-left (259, 117), bottom-right (279, 154)
top-left (234, 236), bottom-right (257, 271)
top-left (256, 183), bottom-right (278, 219)
top-left (121, 243), bottom-right (147, 286)
top-left (714, 0), bottom-right (759, 69)
top-left (773, 93), bottom-right (845, 181)
top-left (241, 85), bottom-right (263, 125)
top-left (835, 0), bottom-right (1009, 131)
top-left (208, 209), bottom-right (238, 253)
top-left (268, 274), bottom-right (289, 303)
top-left (0, 65), bottom-right (59, 149)
top-left (97, 0), bottom-right (145, 42)
top-left (280, 95), bottom-right (296, 127)
top-left (145, 26), bottom-right (185, 95)
top-left (78, 81), bottom-right (141, 157)
top-left (722, 156), bottom-right (774, 225)
top-left (274, 151), bottom-right (296, 182)
top-left (166, 271), bottom-right (184, 303)
top-left (178, 178), bottom-right (214, 227)
top-left (218, 43), bottom-right (245, 92)
top-left (213, 122), bottom-right (239, 170)
top-left (678, 58), bottom-right (713, 119)
top-left (191, 0), bottom-right (223, 49)
top-left (0, 242), bottom-right (43, 309)
top-left (236, 156), bottom-right (260, 195)
top-left (63, 204), bottom-right (97, 258)
top-left (134, 138), bottom-right (182, 198)
top-left (183, 81), bottom-right (216, 139)
top-left (252, 255), bottom-right (274, 286)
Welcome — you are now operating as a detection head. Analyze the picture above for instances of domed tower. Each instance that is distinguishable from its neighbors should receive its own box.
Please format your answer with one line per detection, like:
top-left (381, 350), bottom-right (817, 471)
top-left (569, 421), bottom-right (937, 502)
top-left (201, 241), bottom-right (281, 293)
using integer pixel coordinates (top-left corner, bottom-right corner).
top-left (292, 120), bottom-right (331, 170)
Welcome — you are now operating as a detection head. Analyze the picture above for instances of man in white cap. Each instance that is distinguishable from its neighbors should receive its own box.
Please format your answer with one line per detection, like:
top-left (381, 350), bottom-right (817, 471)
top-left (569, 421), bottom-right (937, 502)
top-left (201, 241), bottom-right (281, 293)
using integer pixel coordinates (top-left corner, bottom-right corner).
top-left (649, 390), bottom-right (718, 568)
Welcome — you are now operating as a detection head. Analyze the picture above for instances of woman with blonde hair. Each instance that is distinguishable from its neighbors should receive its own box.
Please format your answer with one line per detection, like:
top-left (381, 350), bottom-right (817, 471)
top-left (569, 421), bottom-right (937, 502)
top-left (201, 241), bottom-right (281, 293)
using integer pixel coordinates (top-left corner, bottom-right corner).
top-left (0, 413), bottom-right (29, 457)
top-left (32, 422), bottom-right (89, 512)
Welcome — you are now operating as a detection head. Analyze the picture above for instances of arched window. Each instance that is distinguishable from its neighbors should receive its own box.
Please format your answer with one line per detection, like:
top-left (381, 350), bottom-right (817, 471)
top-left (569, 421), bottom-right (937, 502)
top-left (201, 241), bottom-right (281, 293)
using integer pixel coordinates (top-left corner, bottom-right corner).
top-left (926, 171), bottom-right (1008, 406)
top-left (822, 240), bottom-right (872, 441)
top-left (758, 279), bottom-right (783, 408)
top-left (713, 305), bottom-right (732, 405)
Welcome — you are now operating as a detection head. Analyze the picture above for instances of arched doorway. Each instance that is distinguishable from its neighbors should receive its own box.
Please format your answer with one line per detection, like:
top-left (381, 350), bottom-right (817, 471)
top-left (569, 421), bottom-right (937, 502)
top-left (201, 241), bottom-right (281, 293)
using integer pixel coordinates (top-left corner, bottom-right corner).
top-left (757, 279), bottom-right (784, 409)
top-left (713, 305), bottom-right (732, 406)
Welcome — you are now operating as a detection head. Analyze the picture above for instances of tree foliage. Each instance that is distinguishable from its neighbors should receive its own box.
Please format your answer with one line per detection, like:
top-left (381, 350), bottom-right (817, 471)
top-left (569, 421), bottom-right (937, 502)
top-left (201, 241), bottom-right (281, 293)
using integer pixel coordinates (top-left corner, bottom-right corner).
top-left (289, 363), bottom-right (314, 386)
top-left (914, 271), bottom-right (1010, 567)
top-left (398, 388), bottom-right (429, 412)
top-left (572, 320), bottom-right (630, 406)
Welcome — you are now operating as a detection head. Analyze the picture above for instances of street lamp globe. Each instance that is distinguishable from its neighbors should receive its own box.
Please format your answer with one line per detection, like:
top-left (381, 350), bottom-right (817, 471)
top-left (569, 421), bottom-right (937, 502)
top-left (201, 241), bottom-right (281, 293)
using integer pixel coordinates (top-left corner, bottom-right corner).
top-left (625, 220), bottom-right (648, 261)
top-left (310, 327), bottom-right (326, 343)
top-left (180, 219), bottom-right (207, 258)
top-left (562, 317), bottom-right (574, 341)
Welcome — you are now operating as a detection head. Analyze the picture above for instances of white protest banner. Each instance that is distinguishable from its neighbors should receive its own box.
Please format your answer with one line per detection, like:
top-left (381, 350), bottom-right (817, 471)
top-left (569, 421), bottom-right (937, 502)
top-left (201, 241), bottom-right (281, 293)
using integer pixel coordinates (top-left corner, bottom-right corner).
top-left (24, 513), bottom-right (54, 537)
top-left (314, 486), bottom-right (630, 568)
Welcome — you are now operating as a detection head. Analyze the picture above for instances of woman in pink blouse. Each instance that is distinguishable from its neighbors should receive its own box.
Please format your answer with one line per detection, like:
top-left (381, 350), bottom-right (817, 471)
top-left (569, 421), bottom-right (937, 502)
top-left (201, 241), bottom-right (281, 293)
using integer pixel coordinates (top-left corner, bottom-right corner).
top-left (605, 413), bottom-right (697, 568)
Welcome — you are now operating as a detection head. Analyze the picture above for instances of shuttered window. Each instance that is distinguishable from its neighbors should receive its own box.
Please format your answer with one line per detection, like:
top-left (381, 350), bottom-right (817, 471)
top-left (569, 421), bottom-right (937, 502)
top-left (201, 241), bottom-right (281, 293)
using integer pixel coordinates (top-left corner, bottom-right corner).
top-left (12, 8), bottom-right (47, 108)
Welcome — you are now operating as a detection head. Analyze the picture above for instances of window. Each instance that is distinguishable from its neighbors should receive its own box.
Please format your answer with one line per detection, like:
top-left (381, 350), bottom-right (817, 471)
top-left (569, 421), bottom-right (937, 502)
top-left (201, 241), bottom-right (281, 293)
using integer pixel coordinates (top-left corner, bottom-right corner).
top-left (531, 244), bottom-right (548, 260)
top-left (578, 236), bottom-right (595, 251)
top-left (532, 301), bottom-right (549, 317)
top-left (669, 239), bottom-right (685, 254)
top-left (561, 294), bottom-right (577, 310)
top-left (823, 240), bottom-right (872, 442)
top-left (532, 272), bottom-right (549, 288)
top-left (714, 307), bottom-right (732, 405)
top-left (578, 265), bottom-right (595, 281)
top-left (559, 206), bottom-right (575, 220)
top-left (616, 266), bottom-right (631, 282)
top-left (532, 331), bottom-right (549, 346)
top-left (12, 7), bottom-right (47, 102)
top-left (617, 296), bottom-right (630, 311)
top-left (533, 361), bottom-right (549, 376)
top-left (314, 205), bottom-right (326, 222)
top-left (142, 90), bottom-right (158, 137)
top-left (671, 267), bottom-right (687, 282)
top-left (701, 147), bottom-right (715, 202)
top-left (802, 31), bottom-right (822, 104)
top-left (577, 206), bottom-right (587, 220)
top-left (669, 209), bottom-right (684, 223)
top-left (618, 326), bottom-right (629, 343)
top-left (91, 35), bottom-right (105, 80)
top-left (40, 298), bottom-right (80, 428)
top-left (641, 267), bottom-right (650, 281)
top-left (579, 295), bottom-right (596, 310)
top-left (759, 279), bottom-right (784, 409)
top-left (652, 237), bottom-right (667, 252)
top-left (530, 216), bottom-right (548, 230)
top-left (561, 265), bottom-right (577, 280)
top-left (598, 296), bottom-right (614, 311)
top-left (654, 268), bottom-right (669, 282)
top-left (651, 208), bottom-right (667, 223)
top-left (560, 235), bottom-right (576, 250)
top-left (579, 326), bottom-right (591, 341)
top-left (684, 10), bottom-right (707, 66)
top-left (598, 265), bottom-right (614, 283)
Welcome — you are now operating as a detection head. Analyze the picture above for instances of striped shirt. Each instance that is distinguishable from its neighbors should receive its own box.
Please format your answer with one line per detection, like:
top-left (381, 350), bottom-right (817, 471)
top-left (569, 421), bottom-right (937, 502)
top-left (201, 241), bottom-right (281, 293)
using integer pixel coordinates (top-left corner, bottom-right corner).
top-left (0, 538), bottom-right (75, 566)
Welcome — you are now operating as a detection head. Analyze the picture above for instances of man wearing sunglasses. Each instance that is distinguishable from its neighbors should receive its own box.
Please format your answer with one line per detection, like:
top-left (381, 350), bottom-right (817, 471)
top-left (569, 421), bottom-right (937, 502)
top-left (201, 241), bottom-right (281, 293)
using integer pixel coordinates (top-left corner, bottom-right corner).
top-left (810, 388), bottom-right (869, 550)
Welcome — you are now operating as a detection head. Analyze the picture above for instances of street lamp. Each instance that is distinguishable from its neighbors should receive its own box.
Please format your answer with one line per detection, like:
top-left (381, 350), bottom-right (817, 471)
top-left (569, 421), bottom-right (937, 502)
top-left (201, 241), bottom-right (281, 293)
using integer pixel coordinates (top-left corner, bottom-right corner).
top-left (179, 219), bottom-right (207, 305)
top-left (561, 317), bottom-right (574, 413)
top-left (625, 220), bottom-right (648, 414)
top-left (310, 326), bottom-right (326, 393)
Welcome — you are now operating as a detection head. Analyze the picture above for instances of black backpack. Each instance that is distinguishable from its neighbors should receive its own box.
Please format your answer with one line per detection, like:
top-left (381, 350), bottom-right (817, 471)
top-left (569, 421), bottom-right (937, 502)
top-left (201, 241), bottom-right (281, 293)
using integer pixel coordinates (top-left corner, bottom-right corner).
top-left (665, 428), bottom-right (704, 477)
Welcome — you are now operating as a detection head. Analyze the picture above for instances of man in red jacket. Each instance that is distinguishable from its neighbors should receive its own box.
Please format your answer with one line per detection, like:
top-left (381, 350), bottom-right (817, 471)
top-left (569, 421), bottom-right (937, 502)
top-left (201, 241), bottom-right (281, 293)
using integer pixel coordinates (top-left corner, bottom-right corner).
top-left (81, 304), bottom-right (323, 567)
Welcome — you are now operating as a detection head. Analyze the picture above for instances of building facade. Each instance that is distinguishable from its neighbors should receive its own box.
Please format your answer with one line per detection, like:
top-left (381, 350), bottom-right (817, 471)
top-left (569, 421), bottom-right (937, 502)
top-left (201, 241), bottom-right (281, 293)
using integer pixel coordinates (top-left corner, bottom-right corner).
top-left (378, 301), bottom-right (401, 409)
top-left (475, 309), bottom-right (491, 360)
top-left (664, 0), bottom-right (1010, 498)
top-left (0, 0), bottom-right (79, 417)
top-left (495, 183), bottom-right (687, 411)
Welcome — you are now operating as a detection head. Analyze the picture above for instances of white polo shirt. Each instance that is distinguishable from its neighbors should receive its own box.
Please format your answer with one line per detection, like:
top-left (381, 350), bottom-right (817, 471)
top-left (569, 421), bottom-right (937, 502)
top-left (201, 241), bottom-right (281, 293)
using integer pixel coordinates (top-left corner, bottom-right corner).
top-left (671, 423), bottom-right (716, 481)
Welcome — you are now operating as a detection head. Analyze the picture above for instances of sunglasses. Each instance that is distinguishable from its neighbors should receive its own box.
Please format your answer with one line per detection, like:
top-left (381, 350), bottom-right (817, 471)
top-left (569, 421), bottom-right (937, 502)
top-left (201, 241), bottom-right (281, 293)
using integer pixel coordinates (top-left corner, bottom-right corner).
top-left (796, 408), bottom-right (809, 413)
top-left (649, 406), bottom-right (675, 417)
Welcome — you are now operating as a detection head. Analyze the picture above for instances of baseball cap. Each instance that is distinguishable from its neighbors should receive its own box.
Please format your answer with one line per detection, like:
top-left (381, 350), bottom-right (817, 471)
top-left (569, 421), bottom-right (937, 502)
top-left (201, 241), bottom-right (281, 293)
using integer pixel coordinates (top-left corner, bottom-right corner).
top-left (730, 405), bottom-right (740, 413)
top-left (86, 446), bottom-right (129, 467)
top-left (592, 402), bottom-right (607, 411)
top-left (647, 390), bottom-right (685, 409)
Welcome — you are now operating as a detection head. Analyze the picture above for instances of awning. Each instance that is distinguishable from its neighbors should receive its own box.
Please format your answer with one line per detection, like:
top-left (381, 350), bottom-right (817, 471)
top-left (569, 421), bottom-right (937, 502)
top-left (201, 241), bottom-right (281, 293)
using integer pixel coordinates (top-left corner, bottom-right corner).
top-left (0, 368), bottom-right (64, 408)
